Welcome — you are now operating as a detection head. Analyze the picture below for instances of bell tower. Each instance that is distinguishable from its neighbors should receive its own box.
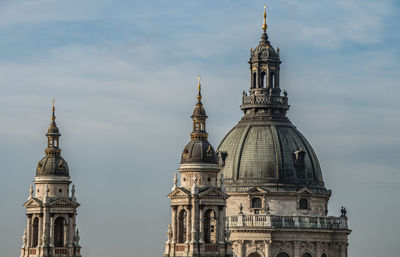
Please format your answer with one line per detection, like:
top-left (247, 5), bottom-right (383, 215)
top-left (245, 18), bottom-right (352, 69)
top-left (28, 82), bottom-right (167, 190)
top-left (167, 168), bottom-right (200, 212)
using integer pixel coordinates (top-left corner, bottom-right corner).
top-left (164, 77), bottom-right (232, 257)
top-left (20, 101), bottom-right (82, 257)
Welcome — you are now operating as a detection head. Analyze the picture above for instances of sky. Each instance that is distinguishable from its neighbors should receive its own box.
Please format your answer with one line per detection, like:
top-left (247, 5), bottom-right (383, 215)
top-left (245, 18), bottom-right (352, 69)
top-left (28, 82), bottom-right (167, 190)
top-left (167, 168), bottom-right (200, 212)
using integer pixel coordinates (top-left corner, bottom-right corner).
top-left (0, 0), bottom-right (399, 256)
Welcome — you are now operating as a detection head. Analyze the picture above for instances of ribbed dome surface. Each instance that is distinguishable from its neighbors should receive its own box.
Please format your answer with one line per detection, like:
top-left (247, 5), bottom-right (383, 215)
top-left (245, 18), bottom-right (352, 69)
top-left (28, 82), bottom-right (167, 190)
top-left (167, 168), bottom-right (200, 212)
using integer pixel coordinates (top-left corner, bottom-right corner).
top-left (36, 155), bottom-right (69, 177)
top-left (218, 121), bottom-right (327, 193)
top-left (181, 139), bottom-right (218, 164)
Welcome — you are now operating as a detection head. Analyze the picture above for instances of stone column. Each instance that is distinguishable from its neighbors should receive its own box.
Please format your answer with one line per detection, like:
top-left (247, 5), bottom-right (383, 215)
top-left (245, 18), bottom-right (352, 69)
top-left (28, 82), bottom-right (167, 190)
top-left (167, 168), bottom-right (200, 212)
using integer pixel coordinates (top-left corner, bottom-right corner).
top-left (340, 243), bottom-right (347, 257)
top-left (38, 214), bottom-right (44, 246)
top-left (64, 215), bottom-right (68, 247)
top-left (275, 69), bottom-right (280, 88)
top-left (186, 206), bottom-right (191, 244)
top-left (191, 198), bottom-right (198, 243)
top-left (315, 242), bottom-right (322, 257)
top-left (68, 214), bottom-right (74, 247)
top-left (264, 240), bottom-right (270, 257)
top-left (256, 69), bottom-right (260, 88)
top-left (199, 206), bottom-right (204, 243)
top-left (49, 214), bottom-right (54, 247)
top-left (171, 206), bottom-right (177, 243)
top-left (238, 240), bottom-right (245, 257)
top-left (294, 241), bottom-right (300, 257)
top-left (218, 206), bottom-right (225, 244)
top-left (26, 214), bottom-right (32, 248)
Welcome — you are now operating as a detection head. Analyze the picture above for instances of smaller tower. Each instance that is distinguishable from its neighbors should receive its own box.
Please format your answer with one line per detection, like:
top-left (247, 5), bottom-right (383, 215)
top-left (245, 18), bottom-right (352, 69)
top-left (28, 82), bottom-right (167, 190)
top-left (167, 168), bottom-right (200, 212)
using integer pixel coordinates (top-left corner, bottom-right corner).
top-left (164, 77), bottom-right (232, 257)
top-left (20, 101), bottom-right (81, 257)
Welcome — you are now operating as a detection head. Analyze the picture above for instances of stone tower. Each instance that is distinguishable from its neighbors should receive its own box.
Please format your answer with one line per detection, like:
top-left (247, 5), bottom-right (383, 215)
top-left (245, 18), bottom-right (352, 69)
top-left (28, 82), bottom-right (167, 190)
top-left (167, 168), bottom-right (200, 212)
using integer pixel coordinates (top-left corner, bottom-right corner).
top-left (164, 78), bottom-right (232, 257)
top-left (217, 6), bottom-right (351, 257)
top-left (20, 101), bottom-right (81, 257)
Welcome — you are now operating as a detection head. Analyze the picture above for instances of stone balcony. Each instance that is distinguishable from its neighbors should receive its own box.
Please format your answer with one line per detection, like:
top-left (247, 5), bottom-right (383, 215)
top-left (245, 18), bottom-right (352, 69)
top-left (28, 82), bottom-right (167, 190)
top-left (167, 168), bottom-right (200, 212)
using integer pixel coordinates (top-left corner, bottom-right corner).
top-left (242, 94), bottom-right (288, 105)
top-left (227, 214), bottom-right (348, 230)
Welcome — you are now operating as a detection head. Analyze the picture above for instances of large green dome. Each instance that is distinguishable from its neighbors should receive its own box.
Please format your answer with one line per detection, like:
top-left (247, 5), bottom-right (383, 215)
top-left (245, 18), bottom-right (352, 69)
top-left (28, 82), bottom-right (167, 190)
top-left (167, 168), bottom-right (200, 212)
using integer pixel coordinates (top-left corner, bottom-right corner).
top-left (218, 119), bottom-right (327, 194)
top-left (217, 25), bottom-right (328, 195)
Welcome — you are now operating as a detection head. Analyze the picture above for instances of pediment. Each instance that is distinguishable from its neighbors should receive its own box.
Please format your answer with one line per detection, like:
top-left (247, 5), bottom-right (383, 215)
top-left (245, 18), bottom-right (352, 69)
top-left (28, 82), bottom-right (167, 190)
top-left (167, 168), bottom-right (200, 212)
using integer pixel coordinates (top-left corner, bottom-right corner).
top-left (48, 198), bottom-right (77, 208)
top-left (168, 187), bottom-right (191, 199)
top-left (199, 187), bottom-right (229, 199)
top-left (247, 187), bottom-right (268, 194)
top-left (24, 198), bottom-right (43, 208)
top-left (297, 187), bottom-right (315, 195)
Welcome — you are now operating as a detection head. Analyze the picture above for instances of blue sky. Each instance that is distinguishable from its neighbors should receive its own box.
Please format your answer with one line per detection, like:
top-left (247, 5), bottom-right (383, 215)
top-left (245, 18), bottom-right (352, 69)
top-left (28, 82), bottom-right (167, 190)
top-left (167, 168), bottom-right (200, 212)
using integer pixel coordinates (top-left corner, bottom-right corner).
top-left (0, 0), bottom-right (399, 256)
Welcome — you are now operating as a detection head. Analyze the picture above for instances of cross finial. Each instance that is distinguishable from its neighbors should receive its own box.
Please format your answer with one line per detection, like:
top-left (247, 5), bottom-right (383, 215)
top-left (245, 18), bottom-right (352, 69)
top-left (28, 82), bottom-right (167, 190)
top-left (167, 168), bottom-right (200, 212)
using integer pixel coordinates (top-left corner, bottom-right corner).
top-left (262, 5), bottom-right (267, 32)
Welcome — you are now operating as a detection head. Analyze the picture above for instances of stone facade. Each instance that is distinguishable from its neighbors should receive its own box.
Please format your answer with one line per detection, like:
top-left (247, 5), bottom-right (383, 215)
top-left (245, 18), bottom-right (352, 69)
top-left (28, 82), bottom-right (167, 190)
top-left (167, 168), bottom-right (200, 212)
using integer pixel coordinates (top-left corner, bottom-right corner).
top-left (20, 103), bottom-right (82, 257)
top-left (164, 78), bottom-right (232, 257)
top-left (217, 7), bottom-right (351, 257)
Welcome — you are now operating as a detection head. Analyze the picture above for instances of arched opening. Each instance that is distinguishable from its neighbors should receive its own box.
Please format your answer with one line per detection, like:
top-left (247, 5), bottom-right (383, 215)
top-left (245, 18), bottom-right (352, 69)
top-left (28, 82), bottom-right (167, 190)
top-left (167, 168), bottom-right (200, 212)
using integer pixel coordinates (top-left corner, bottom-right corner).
top-left (252, 72), bottom-right (257, 89)
top-left (302, 253), bottom-right (312, 257)
top-left (54, 217), bottom-right (65, 247)
top-left (321, 254), bottom-right (327, 257)
top-left (248, 252), bottom-right (262, 257)
top-left (277, 253), bottom-right (290, 257)
top-left (270, 72), bottom-right (275, 88)
top-left (177, 210), bottom-right (187, 243)
top-left (32, 217), bottom-right (39, 247)
top-left (299, 198), bottom-right (308, 209)
top-left (260, 71), bottom-right (266, 88)
top-left (204, 209), bottom-right (217, 243)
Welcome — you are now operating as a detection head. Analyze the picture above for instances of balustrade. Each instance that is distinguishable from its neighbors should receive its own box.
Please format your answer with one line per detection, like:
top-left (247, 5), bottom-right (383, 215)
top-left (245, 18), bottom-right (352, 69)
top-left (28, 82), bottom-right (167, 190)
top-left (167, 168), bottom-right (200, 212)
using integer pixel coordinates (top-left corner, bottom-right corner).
top-left (227, 214), bottom-right (347, 230)
top-left (204, 244), bottom-right (218, 252)
top-left (54, 247), bottom-right (69, 255)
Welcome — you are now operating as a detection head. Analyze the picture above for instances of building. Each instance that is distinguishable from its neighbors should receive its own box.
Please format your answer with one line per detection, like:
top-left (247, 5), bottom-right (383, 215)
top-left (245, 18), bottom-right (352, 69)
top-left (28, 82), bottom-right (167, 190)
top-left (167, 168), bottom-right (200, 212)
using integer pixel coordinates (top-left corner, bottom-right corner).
top-left (164, 78), bottom-right (232, 257)
top-left (20, 102), bottom-right (82, 257)
top-left (217, 7), bottom-right (351, 257)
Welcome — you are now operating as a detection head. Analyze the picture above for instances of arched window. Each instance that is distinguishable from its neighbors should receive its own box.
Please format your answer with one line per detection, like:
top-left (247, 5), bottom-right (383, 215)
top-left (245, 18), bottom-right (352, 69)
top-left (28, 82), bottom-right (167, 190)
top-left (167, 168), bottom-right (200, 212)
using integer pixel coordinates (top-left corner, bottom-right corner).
top-left (251, 197), bottom-right (262, 209)
top-left (32, 217), bottom-right (39, 247)
top-left (177, 210), bottom-right (187, 243)
top-left (277, 253), bottom-right (290, 257)
top-left (302, 253), bottom-right (312, 257)
top-left (54, 217), bottom-right (65, 247)
top-left (260, 71), bottom-right (266, 88)
top-left (248, 252), bottom-right (262, 257)
top-left (204, 209), bottom-right (217, 243)
top-left (321, 254), bottom-right (327, 257)
top-left (252, 72), bottom-right (257, 89)
top-left (299, 198), bottom-right (308, 209)
top-left (270, 72), bottom-right (275, 88)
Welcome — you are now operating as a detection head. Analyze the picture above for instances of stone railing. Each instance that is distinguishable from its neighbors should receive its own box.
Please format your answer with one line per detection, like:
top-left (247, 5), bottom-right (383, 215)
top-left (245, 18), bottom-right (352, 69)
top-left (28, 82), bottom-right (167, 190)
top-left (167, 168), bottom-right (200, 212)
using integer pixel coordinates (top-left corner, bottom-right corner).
top-left (242, 95), bottom-right (288, 106)
top-left (227, 214), bottom-right (348, 230)
top-left (53, 247), bottom-right (69, 255)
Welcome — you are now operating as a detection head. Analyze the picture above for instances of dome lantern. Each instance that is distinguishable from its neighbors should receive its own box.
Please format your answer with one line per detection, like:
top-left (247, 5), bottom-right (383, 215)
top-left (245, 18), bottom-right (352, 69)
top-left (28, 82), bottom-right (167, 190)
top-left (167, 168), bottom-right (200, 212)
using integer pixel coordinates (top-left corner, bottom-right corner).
top-left (180, 77), bottom-right (218, 165)
top-left (36, 100), bottom-right (69, 177)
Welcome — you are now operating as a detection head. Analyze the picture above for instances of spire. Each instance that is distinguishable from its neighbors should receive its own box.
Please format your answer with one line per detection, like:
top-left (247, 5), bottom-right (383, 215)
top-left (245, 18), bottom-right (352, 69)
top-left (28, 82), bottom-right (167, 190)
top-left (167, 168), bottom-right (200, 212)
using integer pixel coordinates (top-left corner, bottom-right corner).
top-left (51, 99), bottom-right (56, 123)
top-left (262, 5), bottom-right (267, 32)
top-left (197, 75), bottom-right (202, 105)
top-left (259, 5), bottom-right (270, 44)
top-left (190, 76), bottom-right (208, 140)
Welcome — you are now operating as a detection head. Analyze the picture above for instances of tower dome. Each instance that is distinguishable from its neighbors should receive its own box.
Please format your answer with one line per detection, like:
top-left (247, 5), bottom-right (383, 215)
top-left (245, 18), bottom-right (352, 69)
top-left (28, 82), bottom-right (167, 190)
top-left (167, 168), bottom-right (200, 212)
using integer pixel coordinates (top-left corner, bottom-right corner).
top-left (217, 7), bottom-right (328, 195)
top-left (181, 76), bottom-right (218, 165)
top-left (36, 101), bottom-right (69, 177)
